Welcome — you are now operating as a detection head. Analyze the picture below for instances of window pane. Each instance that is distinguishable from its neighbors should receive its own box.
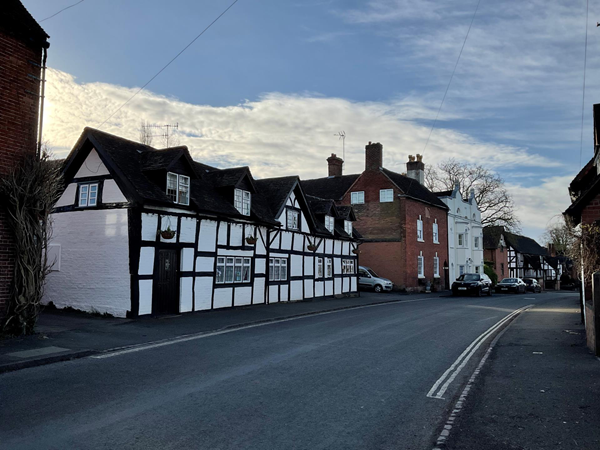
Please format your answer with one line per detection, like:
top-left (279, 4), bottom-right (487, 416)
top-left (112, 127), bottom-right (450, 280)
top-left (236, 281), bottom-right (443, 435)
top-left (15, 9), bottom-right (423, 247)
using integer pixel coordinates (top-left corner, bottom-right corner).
top-left (178, 176), bottom-right (190, 205)
top-left (79, 185), bottom-right (88, 206)
top-left (216, 258), bottom-right (225, 283)
top-left (274, 260), bottom-right (280, 280)
top-left (269, 258), bottom-right (274, 281)
top-left (243, 258), bottom-right (251, 282)
top-left (225, 257), bottom-right (234, 283)
top-left (280, 260), bottom-right (287, 281)
top-left (167, 173), bottom-right (178, 202)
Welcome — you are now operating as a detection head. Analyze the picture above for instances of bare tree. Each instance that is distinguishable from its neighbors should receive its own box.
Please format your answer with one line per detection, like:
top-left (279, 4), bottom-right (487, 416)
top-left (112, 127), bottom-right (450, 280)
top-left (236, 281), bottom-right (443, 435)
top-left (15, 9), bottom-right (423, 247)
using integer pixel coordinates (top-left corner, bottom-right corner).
top-left (139, 120), bottom-right (153, 146)
top-left (541, 217), bottom-right (574, 256)
top-left (0, 149), bottom-right (63, 335)
top-left (425, 159), bottom-right (520, 230)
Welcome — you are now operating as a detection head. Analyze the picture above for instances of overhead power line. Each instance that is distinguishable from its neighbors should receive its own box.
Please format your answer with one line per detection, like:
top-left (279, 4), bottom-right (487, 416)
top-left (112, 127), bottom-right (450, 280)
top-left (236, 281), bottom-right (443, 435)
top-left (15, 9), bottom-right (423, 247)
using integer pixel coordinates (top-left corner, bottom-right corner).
top-left (422, 0), bottom-right (482, 154)
top-left (40, 0), bottom-right (86, 22)
top-left (98, 0), bottom-right (241, 129)
top-left (579, 0), bottom-right (589, 169)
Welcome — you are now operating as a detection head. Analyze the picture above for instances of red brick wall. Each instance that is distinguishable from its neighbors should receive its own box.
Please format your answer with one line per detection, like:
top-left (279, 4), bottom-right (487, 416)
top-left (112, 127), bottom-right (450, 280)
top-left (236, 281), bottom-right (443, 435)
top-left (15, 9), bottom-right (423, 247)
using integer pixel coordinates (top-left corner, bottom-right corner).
top-left (484, 247), bottom-right (508, 279)
top-left (581, 191), bottom-right (600, 225)
top-left (338, 169), bottom-right (448, 290)
top-left (403, 198), bottom-right (448, 290)
top-left (0, 30), bottom-right (43, 316)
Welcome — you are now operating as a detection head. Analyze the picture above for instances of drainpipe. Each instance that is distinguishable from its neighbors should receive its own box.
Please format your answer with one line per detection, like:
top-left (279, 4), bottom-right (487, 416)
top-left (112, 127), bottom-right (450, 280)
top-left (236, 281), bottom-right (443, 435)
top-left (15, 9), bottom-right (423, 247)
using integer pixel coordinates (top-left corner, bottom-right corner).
top-left (37, 41), bottom-right (50, 159)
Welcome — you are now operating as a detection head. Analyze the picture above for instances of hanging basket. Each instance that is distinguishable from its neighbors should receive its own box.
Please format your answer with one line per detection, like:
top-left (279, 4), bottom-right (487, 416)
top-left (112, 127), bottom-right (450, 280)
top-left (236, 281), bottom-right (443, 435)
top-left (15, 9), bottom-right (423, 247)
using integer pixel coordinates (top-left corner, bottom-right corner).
top-left (160, 229), bottom-right (176, 240)
top-left (307, 244), bottom-right (318, 252)
top-left (352, 248), bottom-right (360, 255)
top-left (245, 236), bottom-right (258, 245)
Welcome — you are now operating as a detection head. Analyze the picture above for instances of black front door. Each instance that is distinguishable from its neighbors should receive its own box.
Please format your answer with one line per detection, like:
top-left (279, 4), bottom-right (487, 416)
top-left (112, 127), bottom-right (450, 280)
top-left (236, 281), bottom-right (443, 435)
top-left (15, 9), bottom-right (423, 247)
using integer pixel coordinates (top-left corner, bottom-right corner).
top-left (153, 249), bottom-right (179, 314)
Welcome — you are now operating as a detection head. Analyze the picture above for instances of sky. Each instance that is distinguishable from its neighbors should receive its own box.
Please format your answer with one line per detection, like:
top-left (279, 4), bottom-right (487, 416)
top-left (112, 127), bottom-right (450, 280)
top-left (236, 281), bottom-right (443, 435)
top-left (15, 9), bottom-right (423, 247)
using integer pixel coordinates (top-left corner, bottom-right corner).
top-left (23, 0), bottom-right (600, 242)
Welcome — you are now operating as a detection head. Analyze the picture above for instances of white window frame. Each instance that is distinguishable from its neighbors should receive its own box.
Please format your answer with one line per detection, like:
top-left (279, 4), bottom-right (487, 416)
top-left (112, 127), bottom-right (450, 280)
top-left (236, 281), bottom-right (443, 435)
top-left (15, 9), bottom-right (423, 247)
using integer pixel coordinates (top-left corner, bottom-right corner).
top-left (458, 233), bottom-right (464, 247)
top-left (286, 208), bottom-right (300, 230)
top-left (433, 255), bottom-right (440, 278)
top-left (317, 258), bottom-right (324, 278)
top-left (474, 236), bottom-right (479, 249)
top-left (475, 266), bottom-right (480, 274)
top-left (234, 188), bottom-right (251, 216)
top-left (78, 183), bottom-right (98, 207)
top-left (325, 215), bottom-right (335, 233)
top-left (417, 253), bottom-right (424, 278)
top-left (166, 172), bottom-right (190, 206)
top-left (379, 189), bottom-right (393, 203)
top-left (269, 258), bottom-right (288, 282)
top-left (342, 259), bottom-right (355, 275)
top-left (344, 220), bottom-right (353, 236)
top-left (350, 191), bottom-right (365, 205)
top-left (417, 215), bottom-right (424, 242)
top-left (216, 256), bottom-right (252, 284)
top-left (459, 265), bottom-right (465, 276)
top-left (326, 258), bottom-right (333, 278)
top-left (433, 220), bottom-right (439, 244)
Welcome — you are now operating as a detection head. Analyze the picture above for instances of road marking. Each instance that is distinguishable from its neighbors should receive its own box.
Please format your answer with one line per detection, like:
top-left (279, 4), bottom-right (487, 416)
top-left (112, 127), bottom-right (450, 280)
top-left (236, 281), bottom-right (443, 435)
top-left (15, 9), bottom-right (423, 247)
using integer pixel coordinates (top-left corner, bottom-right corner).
top-left (432, 316), bottom-right (515, 449)
top-left (91, 296), bottom-right (438, 360)
top-left (426, 304), bottom-right (532, 399)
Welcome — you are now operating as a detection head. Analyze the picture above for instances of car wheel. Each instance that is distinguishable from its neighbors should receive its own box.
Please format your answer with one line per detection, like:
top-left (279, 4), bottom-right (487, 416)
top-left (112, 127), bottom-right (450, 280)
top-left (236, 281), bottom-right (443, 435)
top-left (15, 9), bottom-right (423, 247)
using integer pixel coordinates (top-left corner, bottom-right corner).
top-left (374, 284), bottom-right (383, 293)
top-left (487, 287), bottom-right (492, 296)
top-left (476, 287), bottom-right (482, 297)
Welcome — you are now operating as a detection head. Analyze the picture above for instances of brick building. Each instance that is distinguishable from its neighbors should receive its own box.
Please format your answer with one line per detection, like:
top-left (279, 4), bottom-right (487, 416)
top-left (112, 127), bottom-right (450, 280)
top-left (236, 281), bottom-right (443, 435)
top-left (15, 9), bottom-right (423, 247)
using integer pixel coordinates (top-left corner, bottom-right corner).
top-left (564, 103), bottom-right (600, 355)
top-left (302, 143), bottom-right (449, 291)
top-left (0, 1), bottom-right (49, 316)
top-left (483, 226), bottom-right (509, 281)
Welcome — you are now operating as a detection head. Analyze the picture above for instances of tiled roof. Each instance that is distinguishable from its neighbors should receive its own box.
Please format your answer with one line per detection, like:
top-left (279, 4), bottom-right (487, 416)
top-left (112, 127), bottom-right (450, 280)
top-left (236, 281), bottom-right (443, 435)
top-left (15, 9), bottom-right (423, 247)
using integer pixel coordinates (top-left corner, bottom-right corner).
top-left (254, 176), bottom-right (299, 218)
top-left (504, 232), bottom-right (547, 256)
top-left (382, 168), bottom-right (448, 209)
top-left (301, 174), bottom-right (360, 201)
top-left (483, 226), bottom-right (505, 249)
top-left (434, 190), bottom-right (454, 197)
top-left (140, 147), bottom-right (187, 171)
top-left (2, 0), bottom-right (49, 45)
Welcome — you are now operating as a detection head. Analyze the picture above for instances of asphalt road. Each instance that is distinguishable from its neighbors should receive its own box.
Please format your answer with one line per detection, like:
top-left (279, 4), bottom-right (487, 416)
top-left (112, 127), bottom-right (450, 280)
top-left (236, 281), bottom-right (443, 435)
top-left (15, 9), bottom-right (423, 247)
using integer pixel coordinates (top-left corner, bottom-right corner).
top-left (0, 291), bottom-right (574, 450)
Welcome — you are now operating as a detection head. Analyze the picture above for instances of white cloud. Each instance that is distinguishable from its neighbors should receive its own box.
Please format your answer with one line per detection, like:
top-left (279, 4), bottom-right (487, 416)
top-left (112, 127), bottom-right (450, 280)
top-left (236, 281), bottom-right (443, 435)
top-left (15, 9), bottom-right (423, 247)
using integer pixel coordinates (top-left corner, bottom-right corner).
top-left (43, 68), bottom-right (560, 183)
top-left (508, 175), bottom-right (574, 242)
top-left (42, 68), bottom-right (573, 237)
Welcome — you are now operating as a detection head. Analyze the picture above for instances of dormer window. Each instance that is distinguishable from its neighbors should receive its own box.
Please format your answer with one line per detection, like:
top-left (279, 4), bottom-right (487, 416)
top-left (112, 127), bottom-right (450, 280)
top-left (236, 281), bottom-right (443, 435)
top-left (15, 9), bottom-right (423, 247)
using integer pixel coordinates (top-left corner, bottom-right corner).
top-left (234, 188), bottom-right (251, 216)
top-left (78, 183), bottom-right (98, 207)
top-left (166, 172), bottom-right (190, 206)
top-left (344, 220), bottom-right (352, 236)
top-left (287, 208), bottom-right (300, 230)
top-left (325, 215), bottom-right (335, 233)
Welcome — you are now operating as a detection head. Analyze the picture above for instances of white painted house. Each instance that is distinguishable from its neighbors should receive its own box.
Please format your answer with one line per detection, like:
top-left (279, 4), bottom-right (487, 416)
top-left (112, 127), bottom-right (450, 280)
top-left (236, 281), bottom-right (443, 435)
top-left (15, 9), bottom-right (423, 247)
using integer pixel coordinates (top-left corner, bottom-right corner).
top-left (435, 183), bottom-right (484, 282)
top-left (45, 128), bottom-right (359, 317)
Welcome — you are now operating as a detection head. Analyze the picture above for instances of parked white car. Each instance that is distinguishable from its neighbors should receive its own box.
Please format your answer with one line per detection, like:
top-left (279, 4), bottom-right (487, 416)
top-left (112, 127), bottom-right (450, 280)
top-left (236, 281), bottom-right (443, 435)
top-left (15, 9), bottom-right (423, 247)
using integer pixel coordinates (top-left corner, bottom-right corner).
top-left (358, 266), bottom-right (393, 293)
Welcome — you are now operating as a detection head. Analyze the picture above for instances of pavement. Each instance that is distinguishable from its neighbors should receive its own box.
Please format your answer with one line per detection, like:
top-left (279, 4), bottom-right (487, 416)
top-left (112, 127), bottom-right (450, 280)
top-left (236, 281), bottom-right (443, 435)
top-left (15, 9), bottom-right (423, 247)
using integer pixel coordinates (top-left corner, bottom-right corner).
top-left (444, 294), bottom-right (600, 450)
top-left (0, 289), bottom-right (430, 373)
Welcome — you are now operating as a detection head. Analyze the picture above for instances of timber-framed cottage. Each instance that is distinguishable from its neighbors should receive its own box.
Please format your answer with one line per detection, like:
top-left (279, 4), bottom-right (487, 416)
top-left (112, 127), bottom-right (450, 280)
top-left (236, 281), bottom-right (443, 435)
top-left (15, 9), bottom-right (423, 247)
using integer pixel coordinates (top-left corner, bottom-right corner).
top-left (45, 128), bottom-right (360, 317)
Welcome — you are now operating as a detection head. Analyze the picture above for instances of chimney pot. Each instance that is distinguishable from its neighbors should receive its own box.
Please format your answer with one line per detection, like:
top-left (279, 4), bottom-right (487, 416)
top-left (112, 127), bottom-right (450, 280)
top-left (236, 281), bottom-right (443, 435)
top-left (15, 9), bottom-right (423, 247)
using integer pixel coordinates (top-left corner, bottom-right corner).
top-left (327, 153), bottom-right (344, 177)
top-left (406, 154), bottom-right (425, 185)
top-left (365, 142), bottom-right (383, 171)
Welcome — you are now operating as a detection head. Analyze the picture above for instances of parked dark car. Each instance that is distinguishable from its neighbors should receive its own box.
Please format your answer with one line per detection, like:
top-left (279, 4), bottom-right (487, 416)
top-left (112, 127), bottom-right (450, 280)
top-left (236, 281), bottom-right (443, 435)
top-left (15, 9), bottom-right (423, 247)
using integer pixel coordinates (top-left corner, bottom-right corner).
top-left (523, 278), bottom-right (542, 293)
top-left (452, 273), bottom-right (493, 297)
top-left (495, 278), bottom-right (526, 294)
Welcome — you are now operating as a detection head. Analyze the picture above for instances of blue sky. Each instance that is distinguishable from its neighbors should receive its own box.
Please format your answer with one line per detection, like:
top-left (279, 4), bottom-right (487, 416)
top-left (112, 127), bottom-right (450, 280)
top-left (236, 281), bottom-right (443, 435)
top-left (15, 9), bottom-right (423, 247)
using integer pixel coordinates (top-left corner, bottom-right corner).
top-left (23, 0), bottom-right (600, 240)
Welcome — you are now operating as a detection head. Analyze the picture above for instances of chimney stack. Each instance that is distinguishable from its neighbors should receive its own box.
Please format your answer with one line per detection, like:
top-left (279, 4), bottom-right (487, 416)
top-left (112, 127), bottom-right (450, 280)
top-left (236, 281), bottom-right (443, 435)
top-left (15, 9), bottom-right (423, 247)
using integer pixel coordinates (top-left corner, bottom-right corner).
top-left (327, 153), bottom-right (344, 177)
top-left (406, 154), bottom-right (425, 185)
top-left (365, 141), bottom-right (383, 171)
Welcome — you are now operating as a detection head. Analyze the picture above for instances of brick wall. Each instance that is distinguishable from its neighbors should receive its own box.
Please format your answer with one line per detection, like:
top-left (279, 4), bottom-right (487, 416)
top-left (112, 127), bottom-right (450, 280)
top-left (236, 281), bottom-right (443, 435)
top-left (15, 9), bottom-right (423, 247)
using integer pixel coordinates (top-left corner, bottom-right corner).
top-left (0, 30), bottom-right (43, 316)
top-left (403, 198), bottom-right (449, 291)
top-left (484, 247), bottom-right (508, 279)
top-left (338, 169), bottom-right (448, 290)
top-left (581, 191), bottom-right (600, 225)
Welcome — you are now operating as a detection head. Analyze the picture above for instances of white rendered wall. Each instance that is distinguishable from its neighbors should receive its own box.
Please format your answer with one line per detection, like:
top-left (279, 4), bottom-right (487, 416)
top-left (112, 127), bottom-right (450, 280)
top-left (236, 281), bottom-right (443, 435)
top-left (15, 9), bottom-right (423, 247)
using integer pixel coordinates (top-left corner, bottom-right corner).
top-left (103, 180), bottom-right (127, 203)
top-left (45, 209), bottom-right (131, 317)
top-left (75, 149), bottom-right (110, 177)
top-left (55, 184), bottom-right (77, 208)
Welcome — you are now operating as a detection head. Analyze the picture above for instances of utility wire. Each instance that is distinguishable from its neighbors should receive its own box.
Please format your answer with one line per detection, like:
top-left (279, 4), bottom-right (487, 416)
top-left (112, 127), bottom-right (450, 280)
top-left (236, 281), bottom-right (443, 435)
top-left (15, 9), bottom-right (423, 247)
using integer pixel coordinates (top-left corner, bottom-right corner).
top-left (40, 0), bottom-right (85, 22)
top-left (579, 0), bottom-right (589, 169)
top-left (422, 0), bottom-right (482, 154)
top-left (98, 0), bottom-right (241, 129)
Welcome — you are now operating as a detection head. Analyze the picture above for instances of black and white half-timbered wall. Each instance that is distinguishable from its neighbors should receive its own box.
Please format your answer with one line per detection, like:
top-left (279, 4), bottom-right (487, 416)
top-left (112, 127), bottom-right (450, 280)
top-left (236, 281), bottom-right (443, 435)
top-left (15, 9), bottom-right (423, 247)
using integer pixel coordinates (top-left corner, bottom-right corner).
top-left (45, 128), bottom-right (360, 317)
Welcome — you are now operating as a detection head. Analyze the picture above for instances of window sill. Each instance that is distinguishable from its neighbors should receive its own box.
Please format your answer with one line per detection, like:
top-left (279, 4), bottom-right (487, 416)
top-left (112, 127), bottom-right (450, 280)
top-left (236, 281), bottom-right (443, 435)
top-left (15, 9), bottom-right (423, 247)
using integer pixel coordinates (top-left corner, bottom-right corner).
top-left (417, 239), bottom-right (424, 243)
top-left (418, 275), bottom-right (425, 279)
top-left (433, 275), bottom-right (440, 278)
